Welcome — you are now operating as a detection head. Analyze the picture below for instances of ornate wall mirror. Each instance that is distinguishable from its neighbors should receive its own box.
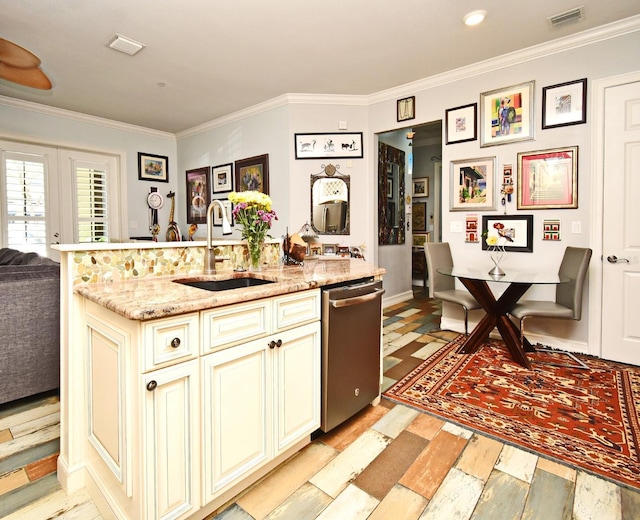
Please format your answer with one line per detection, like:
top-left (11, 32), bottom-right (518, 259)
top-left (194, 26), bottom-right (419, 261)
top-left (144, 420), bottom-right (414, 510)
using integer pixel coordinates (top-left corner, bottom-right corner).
top-left (378, 142), bottom-right (406, 244)
top-left (310, 164), bottom-right (350, 235)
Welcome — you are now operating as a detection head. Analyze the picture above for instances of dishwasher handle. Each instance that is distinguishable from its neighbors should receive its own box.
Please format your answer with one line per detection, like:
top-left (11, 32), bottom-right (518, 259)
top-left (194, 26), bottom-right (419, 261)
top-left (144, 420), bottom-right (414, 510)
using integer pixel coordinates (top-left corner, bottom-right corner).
top-left (329, 288), bottom-right (385, 308)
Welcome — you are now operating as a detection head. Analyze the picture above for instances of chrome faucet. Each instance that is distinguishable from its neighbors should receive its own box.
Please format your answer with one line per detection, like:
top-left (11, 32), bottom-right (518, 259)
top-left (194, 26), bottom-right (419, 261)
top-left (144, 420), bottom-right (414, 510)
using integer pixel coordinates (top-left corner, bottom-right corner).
top-left (204, 199), bottom-right (232, 274)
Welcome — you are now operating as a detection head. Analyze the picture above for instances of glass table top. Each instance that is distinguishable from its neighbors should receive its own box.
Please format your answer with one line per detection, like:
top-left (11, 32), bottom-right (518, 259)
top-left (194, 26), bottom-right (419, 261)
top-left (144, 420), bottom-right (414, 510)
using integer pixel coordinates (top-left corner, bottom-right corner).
top-left (437, 267), bottom-right (569, 285)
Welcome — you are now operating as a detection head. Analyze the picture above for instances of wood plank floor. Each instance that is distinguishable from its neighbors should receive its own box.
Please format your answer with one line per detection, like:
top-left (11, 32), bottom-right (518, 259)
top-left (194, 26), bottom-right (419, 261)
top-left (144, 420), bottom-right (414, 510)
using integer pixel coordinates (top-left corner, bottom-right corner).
top-left (3, 289), bottom-right (640, 519)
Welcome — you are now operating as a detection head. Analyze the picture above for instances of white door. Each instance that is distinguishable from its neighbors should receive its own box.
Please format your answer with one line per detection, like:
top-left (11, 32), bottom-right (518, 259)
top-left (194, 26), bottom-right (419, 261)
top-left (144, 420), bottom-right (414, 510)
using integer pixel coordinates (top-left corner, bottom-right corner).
top-left (601, 80), bottom-right (640, 364)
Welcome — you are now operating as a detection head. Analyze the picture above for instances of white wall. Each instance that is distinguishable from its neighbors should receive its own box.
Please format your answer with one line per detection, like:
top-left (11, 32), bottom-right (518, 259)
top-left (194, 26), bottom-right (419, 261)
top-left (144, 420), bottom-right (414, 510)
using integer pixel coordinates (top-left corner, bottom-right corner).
top-left (368, 30), bottom-right (640, 344)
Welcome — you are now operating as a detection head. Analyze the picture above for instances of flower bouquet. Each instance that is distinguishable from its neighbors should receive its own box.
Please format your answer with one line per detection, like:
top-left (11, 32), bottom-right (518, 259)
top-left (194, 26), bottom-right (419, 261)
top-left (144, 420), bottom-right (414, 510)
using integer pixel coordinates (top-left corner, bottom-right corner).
top-left (228, 191), bottom-right (278, 270)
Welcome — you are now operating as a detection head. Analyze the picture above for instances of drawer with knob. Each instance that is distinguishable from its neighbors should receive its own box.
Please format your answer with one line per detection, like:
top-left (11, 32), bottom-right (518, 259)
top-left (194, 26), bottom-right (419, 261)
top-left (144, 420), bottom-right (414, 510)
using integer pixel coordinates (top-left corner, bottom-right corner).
top-left (142, 312), bottom-right (199, 371)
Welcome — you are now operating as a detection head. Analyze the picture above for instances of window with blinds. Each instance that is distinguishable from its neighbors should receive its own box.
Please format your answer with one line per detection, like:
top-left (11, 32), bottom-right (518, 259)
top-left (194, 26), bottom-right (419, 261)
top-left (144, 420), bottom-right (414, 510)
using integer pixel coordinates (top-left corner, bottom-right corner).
top-left (5, 153), bottom-right (48, 256)
top-left (75, 165), bottom-right (109, 243)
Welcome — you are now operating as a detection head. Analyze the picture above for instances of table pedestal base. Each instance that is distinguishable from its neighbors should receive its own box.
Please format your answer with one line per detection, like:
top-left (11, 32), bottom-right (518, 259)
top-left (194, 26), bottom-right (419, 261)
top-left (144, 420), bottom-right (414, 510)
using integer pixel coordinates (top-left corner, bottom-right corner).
top-left (457, 278), bottom-right (534, 369)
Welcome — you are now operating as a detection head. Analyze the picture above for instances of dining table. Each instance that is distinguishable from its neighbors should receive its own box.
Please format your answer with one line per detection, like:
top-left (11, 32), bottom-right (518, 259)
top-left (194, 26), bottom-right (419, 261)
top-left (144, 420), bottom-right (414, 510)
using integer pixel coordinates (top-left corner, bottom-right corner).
top-left (437, 267), bottom-right (569, 369)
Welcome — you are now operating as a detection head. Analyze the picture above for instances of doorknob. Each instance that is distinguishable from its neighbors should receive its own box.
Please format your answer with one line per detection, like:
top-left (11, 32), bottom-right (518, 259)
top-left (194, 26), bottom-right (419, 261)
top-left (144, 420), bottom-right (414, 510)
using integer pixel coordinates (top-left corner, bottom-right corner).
top-left (607, 255), bottom-right (630, 263)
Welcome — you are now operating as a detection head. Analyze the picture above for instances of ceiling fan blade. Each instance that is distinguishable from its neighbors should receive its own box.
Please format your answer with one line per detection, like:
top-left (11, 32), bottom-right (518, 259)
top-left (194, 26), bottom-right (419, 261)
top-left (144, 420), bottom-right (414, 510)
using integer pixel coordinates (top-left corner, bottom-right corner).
top-left (0, 62), bottom-right (51, 90)
top-left (0, 38), bottom-right (41, 68)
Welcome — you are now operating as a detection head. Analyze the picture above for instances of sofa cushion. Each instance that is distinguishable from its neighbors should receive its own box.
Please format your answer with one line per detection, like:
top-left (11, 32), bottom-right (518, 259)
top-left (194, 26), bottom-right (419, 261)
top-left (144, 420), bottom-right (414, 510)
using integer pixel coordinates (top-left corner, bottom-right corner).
top-left (0, 247), bottom-right (58, 266)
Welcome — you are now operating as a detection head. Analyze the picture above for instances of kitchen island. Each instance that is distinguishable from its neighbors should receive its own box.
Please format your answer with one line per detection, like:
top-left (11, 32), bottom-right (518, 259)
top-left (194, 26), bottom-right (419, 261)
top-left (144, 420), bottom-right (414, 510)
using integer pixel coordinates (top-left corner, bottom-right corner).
top-left (55, 241), bottom-right (384, 520)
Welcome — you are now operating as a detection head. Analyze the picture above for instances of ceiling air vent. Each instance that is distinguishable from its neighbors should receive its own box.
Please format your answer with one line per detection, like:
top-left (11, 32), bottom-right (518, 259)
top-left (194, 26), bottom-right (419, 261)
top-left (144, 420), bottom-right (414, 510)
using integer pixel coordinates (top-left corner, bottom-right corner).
top-left (548, 6), bottom-right (584, 29)
top-left (107, 34), bottom-right (145, 56)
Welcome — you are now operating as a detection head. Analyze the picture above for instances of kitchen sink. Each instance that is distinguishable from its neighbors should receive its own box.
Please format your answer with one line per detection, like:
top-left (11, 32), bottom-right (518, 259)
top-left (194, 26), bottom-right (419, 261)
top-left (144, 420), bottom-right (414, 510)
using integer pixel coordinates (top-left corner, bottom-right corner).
top-left (175, 277), bottom-right (275, 292)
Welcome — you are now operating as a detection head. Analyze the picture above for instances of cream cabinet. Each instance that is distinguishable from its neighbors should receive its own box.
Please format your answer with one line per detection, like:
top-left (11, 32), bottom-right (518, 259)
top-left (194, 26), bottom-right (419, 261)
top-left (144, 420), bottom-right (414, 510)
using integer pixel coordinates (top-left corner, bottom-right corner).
top-left (82, 288), bottom-right (320, 520)
top-left (202, 321), bottom-right (320, 502)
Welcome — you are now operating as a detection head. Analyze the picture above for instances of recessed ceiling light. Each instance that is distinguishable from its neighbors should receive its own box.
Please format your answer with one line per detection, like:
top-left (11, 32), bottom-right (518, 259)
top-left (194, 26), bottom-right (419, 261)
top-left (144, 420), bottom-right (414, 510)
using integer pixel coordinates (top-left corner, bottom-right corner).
top-left (463, 10), bottom-right (487, 26)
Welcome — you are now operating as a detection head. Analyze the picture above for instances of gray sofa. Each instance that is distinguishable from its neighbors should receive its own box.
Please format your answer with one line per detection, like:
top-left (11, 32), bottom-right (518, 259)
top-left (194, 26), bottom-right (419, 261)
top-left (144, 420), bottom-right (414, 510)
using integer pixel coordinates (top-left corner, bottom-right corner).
top-left (0, 248), bottom-right (60, 405)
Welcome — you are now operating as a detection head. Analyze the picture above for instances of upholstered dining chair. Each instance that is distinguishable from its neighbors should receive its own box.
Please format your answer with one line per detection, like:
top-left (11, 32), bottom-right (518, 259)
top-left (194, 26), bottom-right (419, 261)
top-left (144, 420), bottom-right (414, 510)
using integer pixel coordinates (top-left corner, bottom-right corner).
top-left (508, 246), bottom-right (592, 368)
top-left (424, 242), bottom-right (481, 335)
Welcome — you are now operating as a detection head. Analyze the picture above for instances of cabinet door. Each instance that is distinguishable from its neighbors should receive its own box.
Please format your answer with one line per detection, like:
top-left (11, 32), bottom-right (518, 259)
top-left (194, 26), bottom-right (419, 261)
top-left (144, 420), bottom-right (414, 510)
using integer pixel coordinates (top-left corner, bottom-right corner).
top-left (143, 360), bottom-right (199, 520)
top-left (273, 322), bottom-right (321, 455)
top-left (202, 339), bottom-right (271, 502)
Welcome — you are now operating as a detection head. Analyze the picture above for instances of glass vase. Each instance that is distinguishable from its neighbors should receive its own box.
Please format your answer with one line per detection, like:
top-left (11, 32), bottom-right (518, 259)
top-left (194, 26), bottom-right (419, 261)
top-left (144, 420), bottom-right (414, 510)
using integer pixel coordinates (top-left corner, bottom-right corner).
top-left (247, 238), bottom-right (263, 272)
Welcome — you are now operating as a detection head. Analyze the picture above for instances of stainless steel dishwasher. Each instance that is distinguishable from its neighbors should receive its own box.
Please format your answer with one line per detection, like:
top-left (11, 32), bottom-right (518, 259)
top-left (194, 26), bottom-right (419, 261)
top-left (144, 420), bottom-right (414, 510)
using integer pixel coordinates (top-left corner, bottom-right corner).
top-left (320, 279), bottom-right (385, 432)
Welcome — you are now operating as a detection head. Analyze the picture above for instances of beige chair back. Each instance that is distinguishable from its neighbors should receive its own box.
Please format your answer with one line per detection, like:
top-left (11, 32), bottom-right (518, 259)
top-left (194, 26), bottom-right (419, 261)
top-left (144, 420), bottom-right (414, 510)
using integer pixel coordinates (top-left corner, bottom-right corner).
top-left (424, 242), bottom-right (455, 298)
top-left (556, 247), bottom-right (592, 320)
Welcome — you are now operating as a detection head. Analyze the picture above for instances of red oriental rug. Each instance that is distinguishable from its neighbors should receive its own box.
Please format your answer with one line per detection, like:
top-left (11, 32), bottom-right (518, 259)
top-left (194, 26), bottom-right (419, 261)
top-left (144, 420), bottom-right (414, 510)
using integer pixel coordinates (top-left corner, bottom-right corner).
top-left (383, 335), bottom-right (640, 490)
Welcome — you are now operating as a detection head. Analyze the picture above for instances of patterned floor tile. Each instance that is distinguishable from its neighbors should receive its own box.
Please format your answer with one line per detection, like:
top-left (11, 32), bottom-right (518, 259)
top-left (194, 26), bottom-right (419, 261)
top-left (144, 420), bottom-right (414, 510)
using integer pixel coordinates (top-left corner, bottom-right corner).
top-left (573, 472), bottom-right (621, 520)
top-left (495, 445), bottom-right (538, 484)
top-left (521, 469), bottom-right (574, 520)
top-left (371, 404), bottom-right (420, 439)
top-left (419, 467), bottom-right (484, 520)
top-left (471, 470), bottom-right (529, 520)
top-left (263, 482), bottom-right (332, 520)
top-left (315, 484), bottom-right (379, 520)
top-left (455, 434), bottom-right (504, 482)
top-left (368, 484), bottom-right (428, 520)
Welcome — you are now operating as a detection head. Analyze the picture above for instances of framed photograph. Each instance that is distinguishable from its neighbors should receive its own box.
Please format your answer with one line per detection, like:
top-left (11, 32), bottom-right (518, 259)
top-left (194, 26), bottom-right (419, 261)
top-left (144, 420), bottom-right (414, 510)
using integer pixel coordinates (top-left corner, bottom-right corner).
top-left (138, 152), bottom-right (169, 182)
top-left (397, 96), bottom-right (415, 122)
top-left (517, 146), bottom-right (578, 209)
top-left (412, 201), bottom-right (427, 232)
top-left (445, 103), bottom-right (477, 145)
top-left (235, 154), bottom-right (269, 194)
top-left (310, 245), bottom-right (322, 256)
top-left (185, 167), bottom-right (209, 224)
top-left (542, 78), bottom-right (587, 129)
top-left (412, 177), bottom-right (429, 197)
top-left (481, 215), bottom-right (534, 253)
top-left (211, 163), bottom-right (233, 194)
top-left (294, 132), bottom-right (363, 159)
top-left (322, 243), bottom-right (338, 255)
top-left (412, 233), bottom-right (429, 247)
top-left (480, 81), bottom-right (534, 147)
top-left (212, 199), bottom-right (234, 227)
top-left (450, 156), bottom-right (497, 211)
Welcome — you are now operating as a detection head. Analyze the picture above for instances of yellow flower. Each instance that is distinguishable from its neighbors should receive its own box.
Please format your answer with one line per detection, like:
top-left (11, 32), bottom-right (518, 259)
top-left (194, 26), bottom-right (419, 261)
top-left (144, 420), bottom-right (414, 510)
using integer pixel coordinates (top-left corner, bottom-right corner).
top-left (486, 235), bottom-right (498, 246)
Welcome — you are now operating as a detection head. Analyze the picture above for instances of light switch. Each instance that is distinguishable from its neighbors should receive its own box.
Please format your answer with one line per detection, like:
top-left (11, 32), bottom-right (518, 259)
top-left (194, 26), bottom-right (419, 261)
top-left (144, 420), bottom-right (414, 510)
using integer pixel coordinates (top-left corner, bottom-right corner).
top-left (571, 221), bottom-right (581, 234)
top-left (338, 121), bottom-right (348, 130)
top-left (450, 221), bottom-right (463, 233)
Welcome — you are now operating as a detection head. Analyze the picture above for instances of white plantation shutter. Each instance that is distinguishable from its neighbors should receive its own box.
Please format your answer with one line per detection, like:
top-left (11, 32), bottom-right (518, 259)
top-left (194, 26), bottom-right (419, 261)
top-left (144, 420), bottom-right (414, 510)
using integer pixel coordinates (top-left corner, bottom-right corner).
top-left (75, 164), bottom-right (109, 243)
top-left (4, 152), bottom-right (48, 256)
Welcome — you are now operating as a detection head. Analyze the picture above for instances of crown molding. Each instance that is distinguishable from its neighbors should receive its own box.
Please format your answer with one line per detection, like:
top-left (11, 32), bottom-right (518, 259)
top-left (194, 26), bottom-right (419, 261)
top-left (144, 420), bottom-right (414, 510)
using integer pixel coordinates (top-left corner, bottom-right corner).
top-left (2, 15), bottom-right (638, 140)
top-left (0, 95), bottom-right (175, 140)
top-left (368, 14), bottom-right (640, 103)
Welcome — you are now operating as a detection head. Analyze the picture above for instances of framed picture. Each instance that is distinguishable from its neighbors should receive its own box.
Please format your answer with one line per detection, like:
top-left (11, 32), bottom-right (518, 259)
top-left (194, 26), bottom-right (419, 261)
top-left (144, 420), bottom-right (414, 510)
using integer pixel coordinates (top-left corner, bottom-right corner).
top-left (542, 78), bottom-right (587, 129)
top-left (517, 146), bottom-right (578, 209)
top-left (412, 201), bottom-right (427, 232)
top-left (397, 96), bottom-right (415, 122)
top-left (310, 245), bottom-right (322, 256)
top-left (450, 156), bottom-right (497, 211)
top-left (481, 214), bottom-right (534, 253)
top-left (445, 103), bottom-right (477, 145)
top-left (412, 233), bottom-right (429, 247)
top-left (235, 154), bottom-right (269, 194)
top-left (212, 199), bottom-right (234, 227)
top-left (294, 132), bottom-right (363, 159)
top-left (480, 81), bottom-right (534, 147)
top-left (185, 167), bottom-right (209, 224)
top-left (412, 177), bottom-right (429, 197)
top-left (211, 163), bottom-right (233, 194)
top-left (138, 152), bottom-right (169, 182)
top-left (322, 243), bottom-right (338, 255)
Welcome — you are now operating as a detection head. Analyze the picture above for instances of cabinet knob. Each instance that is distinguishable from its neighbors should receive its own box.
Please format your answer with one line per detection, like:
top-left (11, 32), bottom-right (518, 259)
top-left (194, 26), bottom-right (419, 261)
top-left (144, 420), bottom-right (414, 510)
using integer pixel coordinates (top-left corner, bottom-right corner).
top-left (268, 339), bottom-right (283, 349)
top-left (146, 380), bottom-right (158, 391)
top-left (275, 339), bottom-right (282, 348)
top-left (170, 337), bottom-right (181, 349)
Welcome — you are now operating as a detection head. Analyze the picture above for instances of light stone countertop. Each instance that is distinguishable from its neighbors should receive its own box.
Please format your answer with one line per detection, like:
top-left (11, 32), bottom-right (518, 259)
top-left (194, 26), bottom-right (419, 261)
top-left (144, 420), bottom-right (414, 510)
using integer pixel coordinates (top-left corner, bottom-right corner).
top-left (75, 258), bottom-right (385, 321)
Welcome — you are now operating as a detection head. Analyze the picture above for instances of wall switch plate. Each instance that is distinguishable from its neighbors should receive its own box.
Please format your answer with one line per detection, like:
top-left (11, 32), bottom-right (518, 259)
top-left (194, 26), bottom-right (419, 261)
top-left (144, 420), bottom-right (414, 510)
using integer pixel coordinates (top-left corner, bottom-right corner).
top-left (571, 221), bottom-right (581, 234)
top-left (450, 221), bottom-right (463, 233)
top-left (338, 120), bottom-right (348, 130)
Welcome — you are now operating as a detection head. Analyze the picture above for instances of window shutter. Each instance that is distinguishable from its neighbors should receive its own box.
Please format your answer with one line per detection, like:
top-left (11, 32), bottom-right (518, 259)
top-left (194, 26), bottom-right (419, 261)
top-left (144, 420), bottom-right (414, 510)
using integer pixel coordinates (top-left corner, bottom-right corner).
top-left (4, 153), bottom-right (48, 255)
top-left (75, 164), bottom-right (109, 243)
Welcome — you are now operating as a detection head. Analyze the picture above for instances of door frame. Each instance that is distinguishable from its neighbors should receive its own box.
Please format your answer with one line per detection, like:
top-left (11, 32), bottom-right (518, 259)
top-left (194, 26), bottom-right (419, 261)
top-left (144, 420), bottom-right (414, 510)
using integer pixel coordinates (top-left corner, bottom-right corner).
top-left (589, 70), bottom-right (640, 358)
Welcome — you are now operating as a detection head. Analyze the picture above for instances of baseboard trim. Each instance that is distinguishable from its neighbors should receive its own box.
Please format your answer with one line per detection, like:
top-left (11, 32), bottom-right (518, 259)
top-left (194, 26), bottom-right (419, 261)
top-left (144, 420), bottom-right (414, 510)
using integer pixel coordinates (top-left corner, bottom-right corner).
top-left (383, 290), bottom-right (414, 308)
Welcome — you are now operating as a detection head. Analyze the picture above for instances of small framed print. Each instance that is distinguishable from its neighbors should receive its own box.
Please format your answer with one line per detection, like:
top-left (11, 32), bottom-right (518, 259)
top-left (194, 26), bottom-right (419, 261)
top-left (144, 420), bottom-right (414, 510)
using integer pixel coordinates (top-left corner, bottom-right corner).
top-left (138, 152), bottom-right (169, 182)
top-left (445, 103), bottom-right (477, 145)
top-left (397, 96), bottom-right (415, 122)
top-left (211, 163), bottom-right (233, 194)
top-left (542, 78), bottom-right (587, 129)
top-left (480, 81), bottom-right (534, 147)
top-left (212, 199), bottom-right (234, 227)
top-left (322, 243), bottom-right (338, 255)
top-left (517, 146), bottom-right (578, 209)
top-left (294, 133), bottom-right (363, 159)
top-left (450, 156), bottom-right (497, 211)
top-left (482, 214), bottom-right (534, 253)
top-left (412, 201), bottom-right (427, 232)
top-left (412, 177), bottom-right (429, 197)
top-left (310, 245), bottom-right (322, 256)
top-left (185, 167), bottom-right (209, 224)
top-left (235, 154), bottom-right (269, 194)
